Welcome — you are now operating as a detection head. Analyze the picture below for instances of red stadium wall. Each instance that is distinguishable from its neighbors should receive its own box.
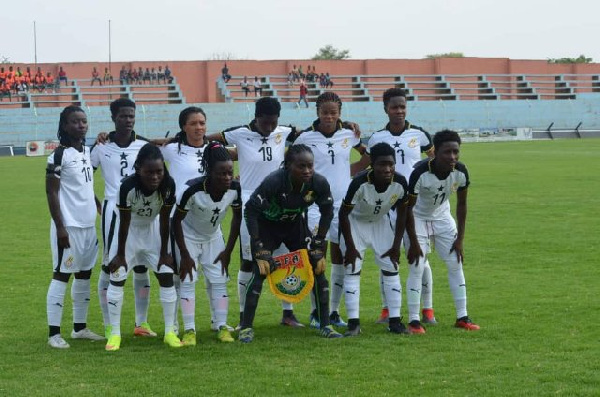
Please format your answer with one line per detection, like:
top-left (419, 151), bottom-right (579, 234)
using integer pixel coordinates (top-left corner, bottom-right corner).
top-left (7, 58), bottom-right (600, 103)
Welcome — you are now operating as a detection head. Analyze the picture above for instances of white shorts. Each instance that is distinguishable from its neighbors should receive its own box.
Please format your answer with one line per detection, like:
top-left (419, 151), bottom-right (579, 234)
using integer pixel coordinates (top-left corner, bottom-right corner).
top-left (174, 232), bottom-right (228, 284)
top-left (339, 215), bottom-right (397, 273)
top-left (307, 204), bottom-right (340, 244)
top-left (239, 191), bottom-right (287, 261)
top-left (407, 213), bottom-right (458, 265)
top-left (101, 200), bottom-right (119, 267)
top-left (50, 224), bottom-right (98, 273)
top-left (110, 219), bottom-right (173, 282)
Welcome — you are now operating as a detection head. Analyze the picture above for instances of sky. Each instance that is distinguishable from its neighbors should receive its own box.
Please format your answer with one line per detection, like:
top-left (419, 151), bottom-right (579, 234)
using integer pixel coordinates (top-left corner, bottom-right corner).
top-left (1, 0), bottom-right (599, 64)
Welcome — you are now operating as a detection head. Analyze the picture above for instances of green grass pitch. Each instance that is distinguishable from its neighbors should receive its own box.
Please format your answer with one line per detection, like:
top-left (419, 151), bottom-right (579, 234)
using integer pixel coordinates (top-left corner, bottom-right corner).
top-left (0, 139), bottom-right (598, 396)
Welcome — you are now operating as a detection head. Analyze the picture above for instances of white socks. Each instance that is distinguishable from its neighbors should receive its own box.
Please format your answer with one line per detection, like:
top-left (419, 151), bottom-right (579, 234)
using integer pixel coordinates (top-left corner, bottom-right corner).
top-left (237, 270), bottom-right (252, 313)
top-left (382, 274), bottom-right (402, 319)
top-left (421, 260), bottom-right (433, 309)
top-left (180, 281), bottom-right (196, 331)
top-left (344, 274), bottom-right (360, 320)
top-left (211, 283), bottom-right (229, 329)
top-left (159, 286), bottom-right (177, 334)
top-left (97, 271), bottom-right (110, 326)
top-left (71, 278), bottom-right (90, 325)
top-left (47, 279), bottom-right (67, 327)
top-left (107, 284), bottom-right (124, 336)
top-left (329, 264), bottom-right (344, 313)
top-left (133, 271), bottom-right (150, 326)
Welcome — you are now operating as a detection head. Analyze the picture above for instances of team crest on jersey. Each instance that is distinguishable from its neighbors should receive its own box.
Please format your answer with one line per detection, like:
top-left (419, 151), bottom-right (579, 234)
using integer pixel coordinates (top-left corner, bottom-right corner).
top-left (275, 133), bottom-right (282, 144)
top-left (390, 194), bottom-right (399, 205)
top-left (267, 250), bottom-right (314, 303)
top-left (408, 138), bottom-right (418, 148)
top-left (341, 138), bottom-right (348, 148)
top-left (451, 182), bottom-right (459, 192)
top-left (303, 190), bottom-right (314, 203)
top-left (64, 255), bottom-right (74, 269)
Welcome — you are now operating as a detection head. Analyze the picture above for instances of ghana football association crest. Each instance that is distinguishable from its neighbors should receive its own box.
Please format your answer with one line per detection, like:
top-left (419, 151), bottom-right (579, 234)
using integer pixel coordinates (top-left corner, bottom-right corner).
top-left (64, 255), bottom-right (75, 269)
top-left (303, 190), bottom-right (314, 202)
top-left (275, 133), bottom-right (282, 144)
top-left (408, 138), bottom-right (418, 148)
top-left (267, 250), bottom-right (314, 303)
top-left (341, 138), bottom-right (349, 148)
top-left (390, 194), bottom-right (399, 205)
top-left (451, 182), bottom-right (459, 192)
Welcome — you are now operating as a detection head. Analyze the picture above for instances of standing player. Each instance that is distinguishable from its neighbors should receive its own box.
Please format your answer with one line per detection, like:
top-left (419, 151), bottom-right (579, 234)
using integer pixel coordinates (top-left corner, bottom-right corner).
top-left (239, 145), bottom-right (343, 342)
top-left (366, 88), bottom-right (436, 325)
top-left (91, 98), bottom-right (156, 338)
top-left (405, 130), bottom-right (480, 333)
top-left (207, 97), bottom-right (304, 328)
top-left (105, 144), bottom-right (182, 351)
top-left (339, 143), bottom-right (410, 336)
top-left (46, 106), bottom-right (103, 348)
top-left (173, 142), bottom-right (242, 345)
top-left (293, 91), bottom-right (369, 328)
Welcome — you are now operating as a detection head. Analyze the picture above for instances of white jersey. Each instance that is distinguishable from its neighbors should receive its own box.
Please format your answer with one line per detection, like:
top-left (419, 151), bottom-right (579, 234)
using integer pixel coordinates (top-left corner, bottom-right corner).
top-left (176, 177), bottom-right (242, 241)
top-left (117, 174), bottom-right (176, 226)
top-left (46, 145), bottom-right (96, 228)
top-left (294, 123), bottom-right (360, 204)
top-left (161, 141), bottom-right (208, 197)
top-left (220, 121), bottom-right (293, 194)
top-left (342, 170), bottom-right (408, 223)
top-left (90, 131), bottom-right (148, 202)
top-left (367, 121), bottom-right (433, 179)
top-left (409, 159), bottom-right (469, 221)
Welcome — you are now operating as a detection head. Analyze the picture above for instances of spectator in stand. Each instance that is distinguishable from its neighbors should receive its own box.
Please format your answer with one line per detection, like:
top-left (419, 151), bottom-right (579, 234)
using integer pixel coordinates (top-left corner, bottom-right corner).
top-left (221, 63), bottom-right (231, 83)
top-left (58, 67), bottom-right (68, 86)
top-left (46, 72), bottom-right (56, 92)
top-left (119, 66), bottom-right (129, 85)
top-left (0, 80), bottom-right (10, 101)
top-left (325, 73), bottom-right (334, 89)
top-left (7, 66), bottom-right (15, 83)
top-left (131, 68), bottom-right (139, 85)
top-left (298, 65), bottom-right (305, 80)
top-left (143, 68), bottom-right (151, 84)
top-left (24, 67), bottom-right (32, 88)
top-left (157, 66), bottom-right (166, 84)
top-left (0, 67), bottom-right (5, 85)
top-left (15, 67), bottom-right (23, 78)
top-left (240, 76), bottom-right (251, 97)
top-left (287, 72), bottom-right (294, 87)
top-left (91, 67), bottom-right (102, 86)
top-left (165, 65), bottom-right (173, 83)
top-left (253, 76), bottom-right (263, 97)
top-left (319, 73), bottom-right (326, 88)
top-left (34, 69), bottom-right (45, 92)
top-left (103, 68), bottom-right (114, 85)
top-left (291, 64), bottom-right (300, 82)
top-left (150, 68), bottom-right (157, 84)
top-left (297, 79), bottom-right (309, 108)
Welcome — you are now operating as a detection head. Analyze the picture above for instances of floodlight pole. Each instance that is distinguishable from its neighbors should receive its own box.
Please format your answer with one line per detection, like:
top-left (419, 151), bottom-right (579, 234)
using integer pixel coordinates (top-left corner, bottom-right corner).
top-left (108, 20), bottom-right (112, 76)
top-left (33, 21), bottom-right (38, 67)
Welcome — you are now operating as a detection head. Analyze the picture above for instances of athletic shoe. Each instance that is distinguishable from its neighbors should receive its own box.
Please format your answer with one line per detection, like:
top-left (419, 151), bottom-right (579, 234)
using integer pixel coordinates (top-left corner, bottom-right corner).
top-left (320, 325), bottom-right (344, 339)
top-left (329, 311), bottom-right (348, 327)
top-left (48, 334), bottom-right (70, 349)
top-left (376, 308), bottom-right (389, 324)
top-left (309, 313), bottom-right (321, 329)
top-left (280, 314), bottom-right (305, 328)
top-left (344, 325), bottom-right (361, 337)
top-left (71, 328), bottom-right (104, 340)
top-left (408, 320), bottom-right (426, 334)
top-left (211, 322), bottom-right (235, 332)
top-left (455, 316), bottom-right (480, 331)
top-left (182, 329), bottom-right (196, 347)
top-left (134, 322), bottom-right (157, 337)
top-left (104, 325), bottom-right (112, 340)
top-left (388, 322), bottom-right (410, 335)
top-left (239, 328), bottom-right (254, 343)
top-left (105, 335), bottom-right (121, 351)
top-left (422, 308), bottom-right (437, 325)
top-left (234, 324), bottom-right (242, 332)
top-left (217, 326), bottom-right (235, 343)
top-left (164, 331), bottom-right (184, 348)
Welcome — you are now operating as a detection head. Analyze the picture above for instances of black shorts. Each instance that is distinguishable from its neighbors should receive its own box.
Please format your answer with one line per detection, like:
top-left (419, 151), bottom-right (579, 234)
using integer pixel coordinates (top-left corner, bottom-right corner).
top-left (257, 217), bottom-right (311, 254)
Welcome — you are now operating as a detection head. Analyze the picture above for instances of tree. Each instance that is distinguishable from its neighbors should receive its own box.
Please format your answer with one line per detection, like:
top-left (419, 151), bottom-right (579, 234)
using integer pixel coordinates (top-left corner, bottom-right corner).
top-left (312, 45), bottom-right (350, 60)
top-left (547, 55), bottom-right (592, 64)
top-left (0, 55), bottom-right (10, 64)
top-left (425, 52), bottom-right (464, 59)
top-left (207, 52), bottom-right (245, 61)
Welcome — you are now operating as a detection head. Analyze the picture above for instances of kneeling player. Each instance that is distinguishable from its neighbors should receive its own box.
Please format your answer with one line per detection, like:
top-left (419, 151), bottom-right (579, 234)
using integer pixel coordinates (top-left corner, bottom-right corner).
top-left (239, 144), bottom-right (343, 342)
top-left (339, 143), bottom-right (410, 336)
top-left (105, 144), bottom-right (182, 351)
top-left (173, 142), bottom-right (242, 345)
top-left (405, 130), bottom-right (480, 333)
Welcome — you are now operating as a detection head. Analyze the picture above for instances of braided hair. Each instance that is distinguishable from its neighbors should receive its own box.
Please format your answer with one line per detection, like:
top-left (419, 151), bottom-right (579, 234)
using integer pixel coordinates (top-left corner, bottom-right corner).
top-left (174, 106), bottom-right (207, 153)
top-left (255, 97), bottom-right (281, 118)
top-left (382, 88), bottom-right (406, 108)
top-left (133, 143), bottom-right (172, 201)
top-left (57, 105), bottom-right (86, 147)
top-left (201, 141), bottom-right (232, 177)
top-left (315, 91), bottom-right (342, 112)
top-left (284, 144), bottom-right (313, 170)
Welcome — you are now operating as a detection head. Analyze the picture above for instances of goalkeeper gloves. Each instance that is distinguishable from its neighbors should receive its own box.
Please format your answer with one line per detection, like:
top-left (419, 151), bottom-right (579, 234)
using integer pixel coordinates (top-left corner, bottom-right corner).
top-left (308, 236), bottom-right (326, 275)
top-left (252, 240), bottom-right (274, 276)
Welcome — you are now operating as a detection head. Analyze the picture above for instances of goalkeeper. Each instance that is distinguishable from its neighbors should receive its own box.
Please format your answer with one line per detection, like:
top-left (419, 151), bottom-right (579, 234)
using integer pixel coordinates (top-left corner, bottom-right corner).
top-left (239, 144), bottom-right (343, 342)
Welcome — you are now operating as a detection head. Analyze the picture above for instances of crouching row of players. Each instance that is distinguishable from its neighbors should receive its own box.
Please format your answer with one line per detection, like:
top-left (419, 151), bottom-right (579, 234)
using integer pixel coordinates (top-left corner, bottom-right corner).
top-left (45, 104), bottom-right (478, 349)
